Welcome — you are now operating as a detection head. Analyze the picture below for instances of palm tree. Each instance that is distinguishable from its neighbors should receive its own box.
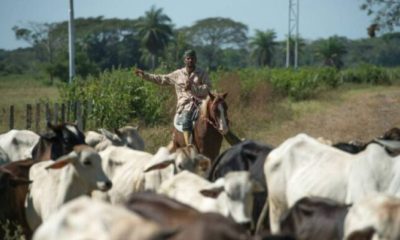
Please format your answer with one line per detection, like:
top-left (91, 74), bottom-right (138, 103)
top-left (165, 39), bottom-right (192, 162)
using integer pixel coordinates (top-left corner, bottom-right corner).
top-left (136, 6), bottom-right (173, 69)
top-left (249, 29), bottom-right (277, 67)
top-left (316, 36), bottom-right (348, 69)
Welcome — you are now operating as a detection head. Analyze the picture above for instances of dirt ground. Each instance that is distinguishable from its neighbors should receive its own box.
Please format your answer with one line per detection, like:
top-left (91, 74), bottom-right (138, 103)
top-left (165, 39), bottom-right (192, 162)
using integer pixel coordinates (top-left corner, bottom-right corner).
top-left (262, 86), bottom-right (400, 146)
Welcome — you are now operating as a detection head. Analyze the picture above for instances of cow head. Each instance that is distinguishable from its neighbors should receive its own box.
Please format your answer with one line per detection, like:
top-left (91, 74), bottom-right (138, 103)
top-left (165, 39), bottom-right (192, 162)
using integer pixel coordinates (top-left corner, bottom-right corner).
top-left (46, 145), bottom-right (112, 192)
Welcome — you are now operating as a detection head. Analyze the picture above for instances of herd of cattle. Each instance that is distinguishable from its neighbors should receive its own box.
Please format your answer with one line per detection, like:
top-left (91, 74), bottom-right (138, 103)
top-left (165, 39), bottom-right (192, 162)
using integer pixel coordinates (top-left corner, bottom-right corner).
top-left (1, 122), bottom-right (400, 240)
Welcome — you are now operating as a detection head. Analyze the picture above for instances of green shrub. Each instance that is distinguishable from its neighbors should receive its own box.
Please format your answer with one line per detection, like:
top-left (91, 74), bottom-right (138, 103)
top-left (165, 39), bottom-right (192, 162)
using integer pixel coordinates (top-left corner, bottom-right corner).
top-left (340, 64), bottom-right (391, 85)
top-left (387, 67), bottom-right (400, 83)
top-left (59, 68), bottom-right (171, 129)
top-left (59, 65), bottom-right (396, 129)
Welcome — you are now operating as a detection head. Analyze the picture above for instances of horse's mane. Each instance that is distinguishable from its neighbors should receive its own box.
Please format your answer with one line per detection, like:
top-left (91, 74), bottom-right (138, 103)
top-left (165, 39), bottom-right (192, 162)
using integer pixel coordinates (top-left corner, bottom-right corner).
top-left (199, 95), bottom-right (211, 118)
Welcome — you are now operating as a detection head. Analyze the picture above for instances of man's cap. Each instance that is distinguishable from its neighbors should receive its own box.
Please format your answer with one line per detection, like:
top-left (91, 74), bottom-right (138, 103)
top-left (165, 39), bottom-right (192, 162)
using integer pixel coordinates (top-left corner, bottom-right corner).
top-left (183, 49), bottom-right (197, 58)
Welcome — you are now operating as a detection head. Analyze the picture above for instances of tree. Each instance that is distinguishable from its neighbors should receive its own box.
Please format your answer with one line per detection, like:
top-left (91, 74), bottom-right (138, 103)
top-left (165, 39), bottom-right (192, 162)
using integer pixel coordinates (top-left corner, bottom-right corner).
top-left (361, 0), bottom-right (400, 32)
top-left (136, 6), bottom-right (173, 69)
top-left (249, 29), bottom-right (277, 67)
top-left (316, 36), bottom-right (348, 69)
top-left (162, 29), bottom-right (193, 70)
top-left (13, 22), bottom-right (65, 83)
top-left (184, 17), bottom-right (248, 69)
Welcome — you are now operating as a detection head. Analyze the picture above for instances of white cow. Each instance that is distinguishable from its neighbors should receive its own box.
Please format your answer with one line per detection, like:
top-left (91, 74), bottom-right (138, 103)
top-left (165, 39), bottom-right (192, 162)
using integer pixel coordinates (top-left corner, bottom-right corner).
top-left (25, 145), bottom-right (112, 231)
top-left (85, 126), bottom-right (145, 151)
top-left (96, 145), bottom-right (211, 204)
top-left (344, 193), bottom-right (400, 240)
top-left (0, 129), bottom-right (39, 162)
top-left (263, 133), bottom-right (400, 233)
top-left (157, 170), bottom-right (261, 224)
top-left (32, 196), bottom-right (162, 240)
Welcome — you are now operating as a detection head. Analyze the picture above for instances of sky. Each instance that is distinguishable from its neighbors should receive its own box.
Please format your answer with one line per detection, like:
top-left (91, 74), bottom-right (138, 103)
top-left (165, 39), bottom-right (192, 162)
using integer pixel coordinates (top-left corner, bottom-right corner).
top-left (0, 0), bottom-right (374, 50)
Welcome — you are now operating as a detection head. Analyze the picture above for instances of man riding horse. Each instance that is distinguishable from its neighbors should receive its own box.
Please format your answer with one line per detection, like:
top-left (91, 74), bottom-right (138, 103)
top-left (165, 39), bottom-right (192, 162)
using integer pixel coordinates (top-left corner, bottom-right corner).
top-left (134, 49), bottom-right (241, 147)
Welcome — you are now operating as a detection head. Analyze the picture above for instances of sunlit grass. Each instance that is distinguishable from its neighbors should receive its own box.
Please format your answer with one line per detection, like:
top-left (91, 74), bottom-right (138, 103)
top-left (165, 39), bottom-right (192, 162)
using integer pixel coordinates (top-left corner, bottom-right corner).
top-left (0, 75), bottom-right (59, 132)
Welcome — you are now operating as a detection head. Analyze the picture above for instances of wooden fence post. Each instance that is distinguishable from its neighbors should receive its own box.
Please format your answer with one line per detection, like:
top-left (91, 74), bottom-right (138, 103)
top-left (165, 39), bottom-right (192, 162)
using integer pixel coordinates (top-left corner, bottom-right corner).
top-left (61, 103), bottom-right (66, 124)
top-left (26, 104), bottom-right (32, 129)
top-left (73, 101), bottom-right (78, 122)
top-left (54, 103), bottom-right (59, 125)
top-left (76, 101), bottom-right (83, 131)
top-left (35, 103), bottom-right (41, 132)
top-left (9, 105), bottom-right (14, 130)
top-left (45, 103), bottom-right (51, 126)
top-left (82, 101), bottom-right (87, 131)
top-left (66, 101), bottom-right (70, 122)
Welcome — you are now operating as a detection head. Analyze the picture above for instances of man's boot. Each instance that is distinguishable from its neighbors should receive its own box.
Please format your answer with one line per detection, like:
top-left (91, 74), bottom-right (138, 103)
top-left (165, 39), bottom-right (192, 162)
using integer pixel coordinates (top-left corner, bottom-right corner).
top-left (183, 130), bottom-right (192, 146)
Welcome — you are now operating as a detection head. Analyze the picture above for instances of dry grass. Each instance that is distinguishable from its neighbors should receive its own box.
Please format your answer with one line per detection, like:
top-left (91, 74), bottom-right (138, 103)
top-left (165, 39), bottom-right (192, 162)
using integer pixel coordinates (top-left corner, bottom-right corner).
top-left (141, 83), bottom-right (400, 152)
top-left (243, 84), bottom-right (400, 147)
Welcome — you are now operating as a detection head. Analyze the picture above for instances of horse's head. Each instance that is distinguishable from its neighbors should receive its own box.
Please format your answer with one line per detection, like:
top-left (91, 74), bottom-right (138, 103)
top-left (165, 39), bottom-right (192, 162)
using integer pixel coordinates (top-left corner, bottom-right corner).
top-left (206, 92), bottom-right (229, 135)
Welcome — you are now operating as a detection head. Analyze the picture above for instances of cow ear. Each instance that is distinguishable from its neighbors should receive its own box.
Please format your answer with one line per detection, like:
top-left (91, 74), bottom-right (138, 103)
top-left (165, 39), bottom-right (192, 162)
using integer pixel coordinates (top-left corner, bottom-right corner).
top-left (346, 227), bottom-right (375, 240)
top-left (200, 179), bottom-right (225, 198)
top-left (99, 129), bottom-right (119, 141)
top-left (222, 92), bottom-right (228, 99)
top-left (114, 128), bottom-right (123, 138)
top-left (208, 91), bottom-right (215, 101)
top-left (45, 152), bottom-right (77, 169)
top-left (143, 159), bottom-right (175, 172)
top-left (200, 187), bottom-right (224, 198)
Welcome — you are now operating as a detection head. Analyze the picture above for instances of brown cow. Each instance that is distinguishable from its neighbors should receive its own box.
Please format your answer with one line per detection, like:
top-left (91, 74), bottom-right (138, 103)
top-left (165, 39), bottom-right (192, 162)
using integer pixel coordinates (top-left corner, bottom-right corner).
top-left (124, 192), bottom-right (200, 229)
top-left (124, 192), bottom-right (250, 240)
top-left (280, 197), bottom-right (350, 240)
top-left (171, 212), bottom-right (249, 240)
top-left (0, 159), bottom-right (35, 239)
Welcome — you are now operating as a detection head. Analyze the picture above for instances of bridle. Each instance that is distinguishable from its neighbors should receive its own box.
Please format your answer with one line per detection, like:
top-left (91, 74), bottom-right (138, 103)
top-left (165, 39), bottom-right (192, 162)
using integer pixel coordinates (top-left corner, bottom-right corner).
top-left (205, 98), bottom-right (229, 134)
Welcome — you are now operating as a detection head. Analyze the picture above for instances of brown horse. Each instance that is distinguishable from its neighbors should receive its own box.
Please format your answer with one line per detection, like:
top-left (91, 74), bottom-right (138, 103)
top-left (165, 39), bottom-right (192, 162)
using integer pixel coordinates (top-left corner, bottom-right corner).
top-left (171, 92), bottom-right (230, 162)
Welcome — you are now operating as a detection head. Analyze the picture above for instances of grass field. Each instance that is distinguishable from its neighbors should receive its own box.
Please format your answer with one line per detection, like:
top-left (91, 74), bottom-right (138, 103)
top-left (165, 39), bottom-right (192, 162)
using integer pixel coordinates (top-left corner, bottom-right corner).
top-left (0, 75), bottom-right (59, 132)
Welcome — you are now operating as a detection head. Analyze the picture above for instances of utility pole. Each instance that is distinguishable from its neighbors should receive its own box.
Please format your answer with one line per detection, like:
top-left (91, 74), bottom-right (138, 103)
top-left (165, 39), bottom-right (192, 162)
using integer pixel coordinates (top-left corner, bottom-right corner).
top-left (286, 0), bottom-right (300, 68)
top-left (68, 0), bottom-right (76, 84)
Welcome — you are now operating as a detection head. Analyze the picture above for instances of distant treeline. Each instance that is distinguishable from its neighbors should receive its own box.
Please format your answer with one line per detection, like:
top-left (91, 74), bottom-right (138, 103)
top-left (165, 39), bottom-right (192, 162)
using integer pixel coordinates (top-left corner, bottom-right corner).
top-left (0, 8), bottom-right (400, 83)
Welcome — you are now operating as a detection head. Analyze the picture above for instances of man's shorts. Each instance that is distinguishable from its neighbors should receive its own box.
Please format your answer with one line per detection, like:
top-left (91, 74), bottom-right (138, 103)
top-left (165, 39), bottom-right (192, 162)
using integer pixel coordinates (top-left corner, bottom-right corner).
top-left (177, 111), bottom-right (193, 131)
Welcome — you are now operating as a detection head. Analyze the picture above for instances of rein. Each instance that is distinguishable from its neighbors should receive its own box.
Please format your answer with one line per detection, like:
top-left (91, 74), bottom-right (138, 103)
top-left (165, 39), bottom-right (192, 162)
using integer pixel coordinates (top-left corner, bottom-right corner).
top-left (203, 99), bottom-right (227, 134)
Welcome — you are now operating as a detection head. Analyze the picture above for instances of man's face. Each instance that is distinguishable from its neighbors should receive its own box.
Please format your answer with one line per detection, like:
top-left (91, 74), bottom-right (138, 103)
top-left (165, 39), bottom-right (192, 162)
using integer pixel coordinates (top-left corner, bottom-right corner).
top-left (184, 56), bottom-right (197, 68)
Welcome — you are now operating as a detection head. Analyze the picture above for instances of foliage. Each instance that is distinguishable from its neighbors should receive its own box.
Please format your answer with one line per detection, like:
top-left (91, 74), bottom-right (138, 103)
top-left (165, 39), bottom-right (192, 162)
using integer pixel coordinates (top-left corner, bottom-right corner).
top-left (286, 36), bottom-right (307, 67)
top-left (315, 36), bottom-right (348, 69)
top-left (213, 67), bottom-right (340, 101)
top-left (360, 0), bottom-right (400, 31)
top-left (340, 64), bottom-right (391, 85)
top-left (184, 17), bottom-right (248, 69)
top-left (3, 16), bottom-right (400, 79)
top-left (249, 29), bottom-right (277, 67)
top-left (136, 6), bottom-right (173, 69)
top-left (59, 68), bottom-right (170, 128)
top-left (162, 29), bottom-right (194, 70)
